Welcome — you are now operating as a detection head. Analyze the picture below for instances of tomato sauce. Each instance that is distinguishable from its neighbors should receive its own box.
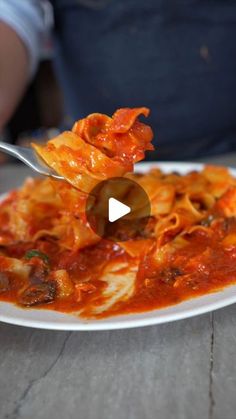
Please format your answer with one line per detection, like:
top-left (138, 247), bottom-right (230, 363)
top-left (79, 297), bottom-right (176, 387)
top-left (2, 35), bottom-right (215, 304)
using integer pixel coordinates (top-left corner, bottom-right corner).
top-left (1, 214), bottom-right (236, 319)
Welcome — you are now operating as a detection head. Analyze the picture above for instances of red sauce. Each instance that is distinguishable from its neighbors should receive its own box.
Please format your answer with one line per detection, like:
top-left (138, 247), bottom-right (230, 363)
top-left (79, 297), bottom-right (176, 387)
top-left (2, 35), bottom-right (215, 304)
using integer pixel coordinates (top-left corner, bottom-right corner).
top-left (1, 215), bottom-right (236, 318)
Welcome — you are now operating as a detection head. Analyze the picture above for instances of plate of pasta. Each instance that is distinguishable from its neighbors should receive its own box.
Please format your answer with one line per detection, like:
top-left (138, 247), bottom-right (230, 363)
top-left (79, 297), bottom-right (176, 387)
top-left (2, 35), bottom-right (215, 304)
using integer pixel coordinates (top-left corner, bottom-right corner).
top-left (1, 107), bottom-right (236, 330)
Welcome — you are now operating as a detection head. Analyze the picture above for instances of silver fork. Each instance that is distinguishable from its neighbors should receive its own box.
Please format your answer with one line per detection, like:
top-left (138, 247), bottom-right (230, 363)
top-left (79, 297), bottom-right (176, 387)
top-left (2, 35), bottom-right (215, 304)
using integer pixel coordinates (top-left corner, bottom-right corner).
top-left (0, 141), bottom-right (63, 180)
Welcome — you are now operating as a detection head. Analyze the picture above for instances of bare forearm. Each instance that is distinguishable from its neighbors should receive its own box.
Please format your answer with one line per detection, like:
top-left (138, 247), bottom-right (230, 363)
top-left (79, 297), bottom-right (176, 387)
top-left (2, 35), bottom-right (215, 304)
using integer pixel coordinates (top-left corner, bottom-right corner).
top-left (0, 21), bottom-right (29, 129)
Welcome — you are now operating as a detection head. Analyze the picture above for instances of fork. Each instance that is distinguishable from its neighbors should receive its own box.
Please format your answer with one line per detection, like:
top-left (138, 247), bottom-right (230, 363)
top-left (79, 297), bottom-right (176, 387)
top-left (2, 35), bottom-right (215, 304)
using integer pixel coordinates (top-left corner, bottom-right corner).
top-left (0, 141), bottom-right (63, 180)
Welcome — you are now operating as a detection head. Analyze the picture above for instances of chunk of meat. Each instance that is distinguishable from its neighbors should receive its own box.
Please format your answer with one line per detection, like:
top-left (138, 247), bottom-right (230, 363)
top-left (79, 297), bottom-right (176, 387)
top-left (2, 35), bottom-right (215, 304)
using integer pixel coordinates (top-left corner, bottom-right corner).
top-left (29, 264), bottom-right (48, 284)
top-left (19, 282), bottom-right (56, 306)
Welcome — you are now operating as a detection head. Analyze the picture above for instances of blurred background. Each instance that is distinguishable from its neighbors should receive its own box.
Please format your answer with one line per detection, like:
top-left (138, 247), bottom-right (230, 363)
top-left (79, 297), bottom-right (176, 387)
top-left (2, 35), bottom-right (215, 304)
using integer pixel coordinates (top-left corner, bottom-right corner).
top-left (1, 0), bottom-right (236, 164)
top-left (0, 0), bottom-right (62, 164)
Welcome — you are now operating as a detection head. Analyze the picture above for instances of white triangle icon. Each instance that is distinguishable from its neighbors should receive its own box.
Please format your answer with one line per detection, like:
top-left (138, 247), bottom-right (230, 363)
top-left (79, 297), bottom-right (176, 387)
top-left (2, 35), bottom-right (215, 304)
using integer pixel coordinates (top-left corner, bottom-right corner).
top-left (108, 198), bottom-right (131, 223)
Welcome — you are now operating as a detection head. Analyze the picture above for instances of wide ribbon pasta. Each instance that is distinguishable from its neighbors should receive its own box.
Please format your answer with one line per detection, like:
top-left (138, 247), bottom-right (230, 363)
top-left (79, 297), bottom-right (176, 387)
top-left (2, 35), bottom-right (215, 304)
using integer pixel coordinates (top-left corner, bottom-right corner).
top-left (33, 108), bottom-right (153, 192)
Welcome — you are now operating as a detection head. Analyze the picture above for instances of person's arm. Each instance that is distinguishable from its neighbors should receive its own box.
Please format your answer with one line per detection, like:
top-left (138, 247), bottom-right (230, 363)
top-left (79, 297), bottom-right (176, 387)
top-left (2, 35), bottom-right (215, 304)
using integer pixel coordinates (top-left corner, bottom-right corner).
top-left (0, 22), bottom-right (29, 129)
top-left (0, 0), bottom-right (50, 130)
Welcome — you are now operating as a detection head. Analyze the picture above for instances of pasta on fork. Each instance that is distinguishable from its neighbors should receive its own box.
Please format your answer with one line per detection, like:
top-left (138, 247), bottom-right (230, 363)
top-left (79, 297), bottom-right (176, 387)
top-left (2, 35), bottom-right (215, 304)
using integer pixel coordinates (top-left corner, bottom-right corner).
top-left (32, 107), bottom-right (153, 192)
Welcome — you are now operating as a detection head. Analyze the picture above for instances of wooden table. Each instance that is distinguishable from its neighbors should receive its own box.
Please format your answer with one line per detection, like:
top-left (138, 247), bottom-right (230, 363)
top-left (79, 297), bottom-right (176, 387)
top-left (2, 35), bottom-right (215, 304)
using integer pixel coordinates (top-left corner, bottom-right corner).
top-left (1, 155), bottom-right (236, 419)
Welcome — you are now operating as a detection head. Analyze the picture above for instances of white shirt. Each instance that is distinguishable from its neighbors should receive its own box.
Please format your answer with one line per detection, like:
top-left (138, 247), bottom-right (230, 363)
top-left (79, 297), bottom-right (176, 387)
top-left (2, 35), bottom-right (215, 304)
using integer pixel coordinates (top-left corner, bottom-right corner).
top-left (0, 0), bottom-right (52, 77)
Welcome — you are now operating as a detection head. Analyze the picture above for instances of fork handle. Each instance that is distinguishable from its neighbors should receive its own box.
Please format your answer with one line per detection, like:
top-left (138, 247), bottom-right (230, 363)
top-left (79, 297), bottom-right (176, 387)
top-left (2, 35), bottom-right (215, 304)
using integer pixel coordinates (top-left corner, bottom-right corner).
top-left (0, 141), bottom-right (20, 159)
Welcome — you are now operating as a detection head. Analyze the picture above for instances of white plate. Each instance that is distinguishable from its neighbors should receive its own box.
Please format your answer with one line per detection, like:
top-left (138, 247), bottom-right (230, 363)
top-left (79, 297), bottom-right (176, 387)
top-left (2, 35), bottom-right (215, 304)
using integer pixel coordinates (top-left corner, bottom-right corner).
top-left (1, 162), bottom-right (236, 331)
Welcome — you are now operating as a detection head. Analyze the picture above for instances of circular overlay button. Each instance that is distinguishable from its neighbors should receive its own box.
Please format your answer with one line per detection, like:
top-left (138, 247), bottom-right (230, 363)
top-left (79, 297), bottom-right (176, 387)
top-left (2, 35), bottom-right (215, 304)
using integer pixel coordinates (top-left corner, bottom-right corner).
top-left (86, 177), bottom-right (151, 242)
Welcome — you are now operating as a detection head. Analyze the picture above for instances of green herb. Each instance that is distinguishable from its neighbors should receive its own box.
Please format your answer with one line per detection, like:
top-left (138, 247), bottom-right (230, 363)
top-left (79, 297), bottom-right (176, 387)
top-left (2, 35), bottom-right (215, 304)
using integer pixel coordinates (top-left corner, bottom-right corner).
top-left (24, 250), bottom-right (50, 265)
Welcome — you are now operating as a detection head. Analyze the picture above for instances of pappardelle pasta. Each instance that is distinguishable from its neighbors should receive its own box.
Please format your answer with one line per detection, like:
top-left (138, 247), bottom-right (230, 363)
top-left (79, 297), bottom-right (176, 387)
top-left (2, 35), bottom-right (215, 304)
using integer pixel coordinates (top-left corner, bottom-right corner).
top-left (1, 108), bottom-right (236, 318)
top-left (32, 107), bottom-right (153, 192)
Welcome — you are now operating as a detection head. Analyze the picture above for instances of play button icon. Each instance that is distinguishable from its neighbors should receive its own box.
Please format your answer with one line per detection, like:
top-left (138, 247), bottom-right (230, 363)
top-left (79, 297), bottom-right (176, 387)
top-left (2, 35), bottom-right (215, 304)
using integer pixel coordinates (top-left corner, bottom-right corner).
top-left (86, 177), bottom-right (151, 242)
top-left (108, 198), bottom-right (131, 222)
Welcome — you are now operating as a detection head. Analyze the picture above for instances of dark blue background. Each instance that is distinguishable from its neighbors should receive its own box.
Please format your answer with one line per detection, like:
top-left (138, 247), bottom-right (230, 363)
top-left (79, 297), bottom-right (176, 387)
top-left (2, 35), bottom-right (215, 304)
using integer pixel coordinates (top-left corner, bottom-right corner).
top-left (51, 0), bottom-right (236, 160)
